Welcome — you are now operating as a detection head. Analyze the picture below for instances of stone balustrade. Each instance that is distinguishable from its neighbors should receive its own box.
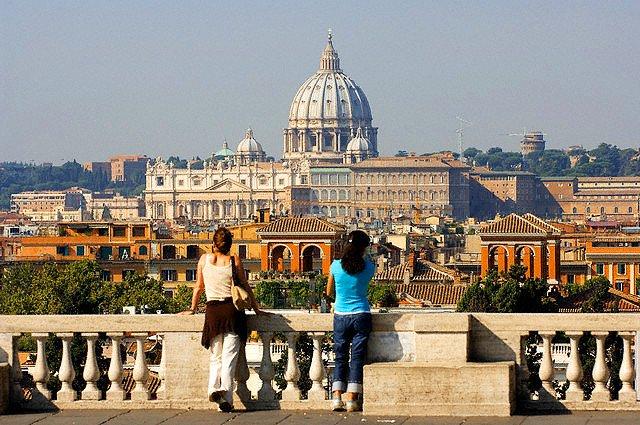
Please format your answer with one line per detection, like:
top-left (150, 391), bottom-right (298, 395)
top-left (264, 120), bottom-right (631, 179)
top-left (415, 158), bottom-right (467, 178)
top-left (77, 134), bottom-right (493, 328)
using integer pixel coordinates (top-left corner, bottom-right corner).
top-left (0, 312), bottom-right (638, 415)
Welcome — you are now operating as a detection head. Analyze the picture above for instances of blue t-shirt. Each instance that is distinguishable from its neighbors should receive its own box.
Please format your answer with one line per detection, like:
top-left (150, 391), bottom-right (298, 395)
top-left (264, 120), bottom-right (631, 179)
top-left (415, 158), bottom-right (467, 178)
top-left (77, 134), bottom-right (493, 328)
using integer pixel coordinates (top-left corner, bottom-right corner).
top-left (330, 258), bottom-right (375, 314)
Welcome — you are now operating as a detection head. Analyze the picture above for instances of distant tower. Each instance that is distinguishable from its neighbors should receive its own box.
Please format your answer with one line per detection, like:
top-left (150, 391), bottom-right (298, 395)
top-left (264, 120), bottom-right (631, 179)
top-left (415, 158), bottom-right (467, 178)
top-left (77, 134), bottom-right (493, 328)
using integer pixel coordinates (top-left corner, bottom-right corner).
top-left (520, 132), bottom-right (546, 156)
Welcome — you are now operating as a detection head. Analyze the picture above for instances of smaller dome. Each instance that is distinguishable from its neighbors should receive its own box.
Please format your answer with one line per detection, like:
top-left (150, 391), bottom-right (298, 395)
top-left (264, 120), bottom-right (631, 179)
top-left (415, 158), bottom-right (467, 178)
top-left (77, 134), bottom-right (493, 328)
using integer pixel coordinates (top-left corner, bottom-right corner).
top-left (214, 140), bottom-right (234, 160)
top-left (346, 128), bottom-right (370, 152)
top-left (236, 128), bottom-right (264, 154)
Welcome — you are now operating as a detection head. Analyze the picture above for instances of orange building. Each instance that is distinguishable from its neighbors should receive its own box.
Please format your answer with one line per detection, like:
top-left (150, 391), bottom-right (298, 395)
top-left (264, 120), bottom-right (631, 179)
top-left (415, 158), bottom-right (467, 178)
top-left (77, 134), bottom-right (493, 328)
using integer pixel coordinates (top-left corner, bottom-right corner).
top-left (257, 217), bottom-right (345, 275)
top-left (479, 213), bottom-right (561, 283)
top-left (584, 236), bottom-right (640, 295)
top-left (15, 221), bottom-right (153, 282)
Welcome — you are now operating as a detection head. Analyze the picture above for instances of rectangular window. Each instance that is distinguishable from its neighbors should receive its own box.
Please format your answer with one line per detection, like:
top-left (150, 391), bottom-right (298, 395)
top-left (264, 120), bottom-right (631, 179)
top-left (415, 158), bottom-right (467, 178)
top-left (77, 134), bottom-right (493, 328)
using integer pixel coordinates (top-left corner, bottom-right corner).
top-left (567, 274), bottom-right (575, 284)
top-left (186, 269), bottom-right (197, 281)
top-left (617, 263), bottom-right (626, 275)
top-left (76, 245), bottom-right (85, 256)
top-left (616, 281), bottom-right (624, 291)
top-left (132, 226), bottom-right (146, 237)
top-left (595, 263), bottom-right (604, 275)
top-left (101, 270), bottom-right (112, 282)
top-left (156, 177), bottom-right (164, 186)
top-left (178, 180), bottom-right (184, 186)
top-left (279, 178), bottom-right (285, 186)
top-left (161, 269), bottom-right (177, 282)
top-left (238, 244), bottom-right (247, 260)
top-left (56, 246), bottom-right (69, 256)
top-left (113, 226), bottom-right (126, 237)
top-left (301, 176), bottom-right (308, 185)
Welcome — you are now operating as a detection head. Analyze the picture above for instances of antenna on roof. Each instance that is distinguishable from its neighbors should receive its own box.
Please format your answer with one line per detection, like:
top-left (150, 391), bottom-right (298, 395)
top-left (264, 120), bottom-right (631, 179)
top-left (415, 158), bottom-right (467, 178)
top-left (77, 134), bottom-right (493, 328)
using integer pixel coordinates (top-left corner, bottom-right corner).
top-left (456, 116), bottom-right (472, 159)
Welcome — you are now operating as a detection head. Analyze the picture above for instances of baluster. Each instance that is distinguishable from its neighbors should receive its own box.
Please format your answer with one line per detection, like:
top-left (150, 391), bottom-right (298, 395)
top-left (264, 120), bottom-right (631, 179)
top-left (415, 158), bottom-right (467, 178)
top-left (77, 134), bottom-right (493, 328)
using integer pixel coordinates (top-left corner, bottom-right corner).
top-left (235, 341), bottom-right (251, 402)
top-left (257, 331), bottom-right (276, 401)
top-left (565, 331), bottom-right (584, 402)
top-left (156, 334), bottom-right (167, 400)
top-left (618, 332), bottom-right (635, 402)
top-left (282, 332), bottom-right (301, 400)
top-left (32, 333), bottom-right (50, 400)
top-left (308, 332), bottom-right (326, 401)
top-left (57, 333), bottom-right (77, 401)
top-left (10, 334), bottom-right (23, 404)
top-left (106, 333), bottom-right (125, 400)
top-left (591, 331), bottom-right (610, 401)
top-left (538, 331), bottom-right (556, 401)
top-left (131, 332), bottom-right (150, 401)
top-left (81, 333), bottom-right (101, 400)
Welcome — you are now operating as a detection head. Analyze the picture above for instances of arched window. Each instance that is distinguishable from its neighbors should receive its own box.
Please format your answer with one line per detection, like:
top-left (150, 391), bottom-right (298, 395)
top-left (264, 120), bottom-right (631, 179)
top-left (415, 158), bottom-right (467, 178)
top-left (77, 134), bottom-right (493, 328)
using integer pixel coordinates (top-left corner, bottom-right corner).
top-left (572, 207), bottom-right (577, 214)
top-left (629, 207), bottom-right (633, 213)
top-left (614, 207), bottom-right (619, 213)
top-left (139, 246), bottom-right (148, 256)
top-left (430, 175), bottom-right (435, 184)
top-left (586, 207), bottom-right (591, 213)
top-left (600, 207), bottom-right (605, 214)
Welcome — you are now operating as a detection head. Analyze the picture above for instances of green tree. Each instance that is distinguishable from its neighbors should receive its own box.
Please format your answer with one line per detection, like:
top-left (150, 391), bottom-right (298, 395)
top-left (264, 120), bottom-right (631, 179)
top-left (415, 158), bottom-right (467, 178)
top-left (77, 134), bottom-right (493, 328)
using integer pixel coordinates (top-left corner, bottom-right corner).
top-left (463, 147), bottom-right (482, 159)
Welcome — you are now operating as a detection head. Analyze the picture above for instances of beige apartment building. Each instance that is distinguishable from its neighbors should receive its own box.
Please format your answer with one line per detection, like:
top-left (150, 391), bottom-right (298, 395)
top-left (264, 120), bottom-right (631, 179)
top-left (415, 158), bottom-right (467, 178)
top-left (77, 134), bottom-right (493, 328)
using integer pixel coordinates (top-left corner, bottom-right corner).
top-left (542, 176), bottom-right (640, 222)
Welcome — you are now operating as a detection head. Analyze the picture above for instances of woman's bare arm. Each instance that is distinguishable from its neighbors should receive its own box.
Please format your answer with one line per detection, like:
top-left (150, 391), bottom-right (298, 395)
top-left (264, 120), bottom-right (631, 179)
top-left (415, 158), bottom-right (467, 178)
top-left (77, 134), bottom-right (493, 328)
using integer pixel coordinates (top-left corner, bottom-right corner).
top-left (326, 272), bottom-right (335, 298)
top-left (180, 255), bottom-right (205, 314)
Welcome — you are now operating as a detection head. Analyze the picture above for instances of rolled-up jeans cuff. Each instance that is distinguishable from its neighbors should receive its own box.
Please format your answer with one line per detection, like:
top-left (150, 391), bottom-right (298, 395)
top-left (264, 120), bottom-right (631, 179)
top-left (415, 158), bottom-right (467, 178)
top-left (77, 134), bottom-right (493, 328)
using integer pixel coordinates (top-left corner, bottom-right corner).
top-left (347, 382), bottom-right (363, 393)
top-left (332, 381), bottom-right (346, 392)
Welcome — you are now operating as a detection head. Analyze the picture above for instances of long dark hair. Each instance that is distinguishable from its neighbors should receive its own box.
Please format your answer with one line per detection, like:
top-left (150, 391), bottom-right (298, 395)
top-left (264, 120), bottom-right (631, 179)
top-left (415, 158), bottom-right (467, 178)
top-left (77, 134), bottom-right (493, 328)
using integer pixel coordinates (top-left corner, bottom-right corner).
top-left (213, 227), bottom-right (232, 254)
top-left (340, 230), bottom-right (370, 275)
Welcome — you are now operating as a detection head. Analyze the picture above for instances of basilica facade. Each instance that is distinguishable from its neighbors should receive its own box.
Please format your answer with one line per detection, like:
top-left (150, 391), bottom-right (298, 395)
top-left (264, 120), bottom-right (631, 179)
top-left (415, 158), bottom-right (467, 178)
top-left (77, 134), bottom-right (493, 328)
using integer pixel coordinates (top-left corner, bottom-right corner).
top-left (145, 34), bottom-right (470, 223)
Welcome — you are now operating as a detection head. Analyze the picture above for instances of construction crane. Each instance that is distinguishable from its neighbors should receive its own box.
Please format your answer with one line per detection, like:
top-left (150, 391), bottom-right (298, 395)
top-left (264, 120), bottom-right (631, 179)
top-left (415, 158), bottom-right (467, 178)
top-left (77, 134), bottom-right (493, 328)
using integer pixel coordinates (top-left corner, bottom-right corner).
top-left (456, 116), bottom-right (472, 159)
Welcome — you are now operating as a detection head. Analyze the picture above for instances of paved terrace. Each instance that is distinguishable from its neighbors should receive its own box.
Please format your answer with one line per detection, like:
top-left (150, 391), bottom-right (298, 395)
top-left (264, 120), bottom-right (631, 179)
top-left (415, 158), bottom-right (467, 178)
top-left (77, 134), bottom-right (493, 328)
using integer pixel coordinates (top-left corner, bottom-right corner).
top-left (2, 410), bottom-right (640, 425)
top-left (1, 313), bottom-right (640, 419)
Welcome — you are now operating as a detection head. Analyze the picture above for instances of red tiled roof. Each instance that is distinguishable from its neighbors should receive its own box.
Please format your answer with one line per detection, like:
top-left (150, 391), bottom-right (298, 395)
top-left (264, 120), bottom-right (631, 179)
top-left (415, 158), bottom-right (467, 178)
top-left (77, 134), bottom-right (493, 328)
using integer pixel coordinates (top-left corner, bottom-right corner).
top-left (257, 217), bottom-right (344, 234)
top-left (522, 213), bottom-right (561, 233)
top-left (479, 213), bottom-right (549, 235)
top-left (122, 370), bottom-right (161, 394)
top-left (558, 287), bottom-right (640, 312)
top-left (374, 260), bottom-right (456, 283)
top-left (395, 284), bottom-right (465, 306)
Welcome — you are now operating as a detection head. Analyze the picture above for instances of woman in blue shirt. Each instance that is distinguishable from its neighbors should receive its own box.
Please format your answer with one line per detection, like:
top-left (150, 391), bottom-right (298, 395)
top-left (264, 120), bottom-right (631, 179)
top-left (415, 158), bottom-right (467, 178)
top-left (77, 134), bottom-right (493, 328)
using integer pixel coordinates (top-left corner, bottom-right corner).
top-left (325, 230), bottom-right (375, 412)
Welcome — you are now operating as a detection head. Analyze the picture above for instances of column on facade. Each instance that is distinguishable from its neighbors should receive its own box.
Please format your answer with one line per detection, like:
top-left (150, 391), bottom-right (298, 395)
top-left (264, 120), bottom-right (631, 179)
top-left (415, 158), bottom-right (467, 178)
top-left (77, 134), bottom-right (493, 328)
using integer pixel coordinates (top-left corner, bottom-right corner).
top-left (333, 130), bottom-right (339, 152)
top-left (507, 245), bottom-right (516, 271)
top-left (630, 263), bottom-right (636, 295)
top-left (608, 263), bottom-right (614, 288)
top-left (533, 245), bottom-right (544, 280)
top-left (299, 130), bottom-right (306, 153)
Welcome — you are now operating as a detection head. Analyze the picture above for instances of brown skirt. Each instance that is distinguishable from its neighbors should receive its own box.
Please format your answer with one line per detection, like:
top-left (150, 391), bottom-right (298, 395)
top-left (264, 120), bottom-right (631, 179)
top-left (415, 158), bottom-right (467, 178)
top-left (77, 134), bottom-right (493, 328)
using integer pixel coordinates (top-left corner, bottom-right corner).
top-left (201, 298), bottom-right (247, 349)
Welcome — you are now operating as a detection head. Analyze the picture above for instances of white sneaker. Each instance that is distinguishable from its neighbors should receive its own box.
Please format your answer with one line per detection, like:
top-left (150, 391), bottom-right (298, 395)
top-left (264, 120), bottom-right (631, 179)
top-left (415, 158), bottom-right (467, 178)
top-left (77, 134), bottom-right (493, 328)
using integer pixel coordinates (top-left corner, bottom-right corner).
top-left (346, 400), bottom-right (361, 412)
top-left (331, 397), bottom-right (345, 411)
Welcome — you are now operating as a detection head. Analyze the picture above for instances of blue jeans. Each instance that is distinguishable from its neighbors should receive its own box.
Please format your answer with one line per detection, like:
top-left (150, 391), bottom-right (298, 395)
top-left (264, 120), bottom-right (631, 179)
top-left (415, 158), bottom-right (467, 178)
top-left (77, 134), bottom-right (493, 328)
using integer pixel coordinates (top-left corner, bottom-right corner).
top-left (332, 312), bottom-right (372, 394)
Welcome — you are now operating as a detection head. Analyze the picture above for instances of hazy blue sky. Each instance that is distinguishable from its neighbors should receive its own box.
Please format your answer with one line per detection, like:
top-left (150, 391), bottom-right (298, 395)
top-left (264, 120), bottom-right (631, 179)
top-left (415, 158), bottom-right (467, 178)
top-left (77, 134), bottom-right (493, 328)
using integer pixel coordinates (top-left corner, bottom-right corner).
top-left (2, 1), bottom-right (639, 163)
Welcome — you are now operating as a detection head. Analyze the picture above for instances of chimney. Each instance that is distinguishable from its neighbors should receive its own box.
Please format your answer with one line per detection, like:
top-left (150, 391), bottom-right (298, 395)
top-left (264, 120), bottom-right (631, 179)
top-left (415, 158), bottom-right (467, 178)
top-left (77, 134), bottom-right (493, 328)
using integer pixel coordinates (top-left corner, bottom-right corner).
top-left (407, 250), bottom-right (416, 278)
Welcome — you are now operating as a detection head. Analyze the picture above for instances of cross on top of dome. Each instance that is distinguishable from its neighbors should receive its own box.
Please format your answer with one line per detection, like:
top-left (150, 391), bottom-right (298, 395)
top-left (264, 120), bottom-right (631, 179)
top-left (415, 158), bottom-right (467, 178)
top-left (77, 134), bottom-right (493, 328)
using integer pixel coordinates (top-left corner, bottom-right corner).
top-left (320, 29), bottom-right (340, 71)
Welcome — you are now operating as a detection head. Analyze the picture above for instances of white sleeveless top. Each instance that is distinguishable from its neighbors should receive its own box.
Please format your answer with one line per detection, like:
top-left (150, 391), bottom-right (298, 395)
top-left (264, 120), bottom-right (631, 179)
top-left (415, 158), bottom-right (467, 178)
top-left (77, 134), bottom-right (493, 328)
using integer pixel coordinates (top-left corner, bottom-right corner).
top-left (202, 254), bottom-right (233, 301)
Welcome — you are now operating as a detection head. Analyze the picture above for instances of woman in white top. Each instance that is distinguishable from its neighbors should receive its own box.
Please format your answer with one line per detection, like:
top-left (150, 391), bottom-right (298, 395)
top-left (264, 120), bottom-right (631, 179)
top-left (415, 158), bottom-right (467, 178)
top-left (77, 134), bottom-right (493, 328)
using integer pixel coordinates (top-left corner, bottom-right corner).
top-left (180, 227), bottom-right (264, 412)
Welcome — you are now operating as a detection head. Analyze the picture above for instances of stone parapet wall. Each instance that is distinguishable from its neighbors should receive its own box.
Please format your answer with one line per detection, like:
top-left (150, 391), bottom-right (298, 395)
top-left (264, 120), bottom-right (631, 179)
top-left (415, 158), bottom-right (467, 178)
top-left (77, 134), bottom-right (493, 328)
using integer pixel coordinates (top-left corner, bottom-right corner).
top-left (0, 312), bottom-right (639, 415)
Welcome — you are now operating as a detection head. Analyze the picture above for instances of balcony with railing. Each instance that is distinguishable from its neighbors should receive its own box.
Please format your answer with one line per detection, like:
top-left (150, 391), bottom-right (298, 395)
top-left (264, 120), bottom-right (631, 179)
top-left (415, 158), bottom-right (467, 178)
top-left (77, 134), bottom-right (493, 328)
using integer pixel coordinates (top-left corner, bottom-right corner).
top-left (1, 313), bottom-right (639, 416)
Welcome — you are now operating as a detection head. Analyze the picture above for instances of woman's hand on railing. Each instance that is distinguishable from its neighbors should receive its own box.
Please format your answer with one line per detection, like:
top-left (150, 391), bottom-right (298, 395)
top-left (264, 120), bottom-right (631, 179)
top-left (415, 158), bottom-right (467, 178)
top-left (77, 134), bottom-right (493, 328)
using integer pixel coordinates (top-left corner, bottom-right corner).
top-left (254, 308), bottom-right (273, 316)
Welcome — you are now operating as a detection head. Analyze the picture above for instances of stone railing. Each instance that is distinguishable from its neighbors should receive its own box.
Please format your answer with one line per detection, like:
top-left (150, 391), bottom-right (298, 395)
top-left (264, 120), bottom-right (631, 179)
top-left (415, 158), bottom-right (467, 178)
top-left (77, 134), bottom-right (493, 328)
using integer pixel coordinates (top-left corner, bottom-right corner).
top-left (0, 313), bottom-right (638, 415)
